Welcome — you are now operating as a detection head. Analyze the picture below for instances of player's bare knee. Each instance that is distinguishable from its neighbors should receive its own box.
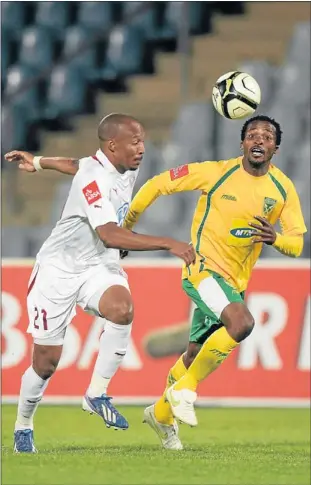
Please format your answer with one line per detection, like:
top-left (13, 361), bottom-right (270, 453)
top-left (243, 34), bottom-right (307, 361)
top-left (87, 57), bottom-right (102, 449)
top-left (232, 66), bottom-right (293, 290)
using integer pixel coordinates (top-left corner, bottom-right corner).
top-left (99, 286), bottom-right (133, 325)
top-left (221, 303), bottom-right (255, 342)
top-left (114, 300), bottom-right (133, 325)
top-left (32, 344), bottom-right (62, 380)
top-left (241, 312), bottom-right (255, 339)
top-left (35, 361), bottom-right (58, 380)
top-left (106, 300), bottom-right (133, 325)
top-left (232, 314), bottom-right (254, 342)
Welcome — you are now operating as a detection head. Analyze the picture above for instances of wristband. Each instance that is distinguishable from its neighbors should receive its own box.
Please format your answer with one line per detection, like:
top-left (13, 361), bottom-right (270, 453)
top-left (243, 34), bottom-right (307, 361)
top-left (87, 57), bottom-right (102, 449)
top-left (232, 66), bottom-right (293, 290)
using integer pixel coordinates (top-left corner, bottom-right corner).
top-left (33, 156), bottom-right (43, 171)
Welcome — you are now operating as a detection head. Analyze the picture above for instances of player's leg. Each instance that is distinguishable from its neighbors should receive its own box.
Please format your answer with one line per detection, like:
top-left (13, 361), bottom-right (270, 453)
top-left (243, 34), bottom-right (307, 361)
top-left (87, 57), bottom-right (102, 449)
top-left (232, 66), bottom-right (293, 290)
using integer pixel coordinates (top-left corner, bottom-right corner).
top-left (14, 341), bottom-right (63, 453)
top-left (78, 267), bottom-right (133, 429)
top-left (88, 285), bottom-right (133, 396)
top-left (166, 273), bottom-right (253, 425)
top-left (145, 310), bottom-right (217, 449)
top-left (154, 309), bottom-right (219, 425)
top-left (14, 264), bottom-right (77, 453)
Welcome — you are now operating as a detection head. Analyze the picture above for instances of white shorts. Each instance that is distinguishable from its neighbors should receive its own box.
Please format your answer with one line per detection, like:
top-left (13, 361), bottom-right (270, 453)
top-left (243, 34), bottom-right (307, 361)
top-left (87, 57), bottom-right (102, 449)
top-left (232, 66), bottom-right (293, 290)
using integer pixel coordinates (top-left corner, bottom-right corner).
top-left (26, 261), bottom-right (130, 344)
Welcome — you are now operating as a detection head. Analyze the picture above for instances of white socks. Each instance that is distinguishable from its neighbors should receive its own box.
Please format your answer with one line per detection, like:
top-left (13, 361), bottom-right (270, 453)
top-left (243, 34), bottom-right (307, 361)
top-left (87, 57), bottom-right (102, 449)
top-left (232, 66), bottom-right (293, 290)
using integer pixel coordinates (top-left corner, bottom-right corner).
top-left (87, 320), bottom-right (132, 398)
top-left (14, 322), bottom-right (132, 430)
top-left (15, 366), bottom-right (50, 430)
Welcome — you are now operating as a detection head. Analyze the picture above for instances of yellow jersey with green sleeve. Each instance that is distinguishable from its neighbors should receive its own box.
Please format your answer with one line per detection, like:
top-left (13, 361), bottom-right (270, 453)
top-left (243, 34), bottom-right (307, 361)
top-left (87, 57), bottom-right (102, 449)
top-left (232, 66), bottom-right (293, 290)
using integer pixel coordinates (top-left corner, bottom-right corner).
top-left (124, 157), bottom-right (307, 292)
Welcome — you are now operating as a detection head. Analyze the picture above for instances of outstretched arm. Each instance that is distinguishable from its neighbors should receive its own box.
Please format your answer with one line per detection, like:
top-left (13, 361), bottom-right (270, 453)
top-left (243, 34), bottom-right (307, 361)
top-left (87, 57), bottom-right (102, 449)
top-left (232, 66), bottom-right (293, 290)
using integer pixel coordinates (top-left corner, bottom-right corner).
top-left (5, 150), bottom-right (79, 175)
top-left (124, 162), bottom-right (211, 230)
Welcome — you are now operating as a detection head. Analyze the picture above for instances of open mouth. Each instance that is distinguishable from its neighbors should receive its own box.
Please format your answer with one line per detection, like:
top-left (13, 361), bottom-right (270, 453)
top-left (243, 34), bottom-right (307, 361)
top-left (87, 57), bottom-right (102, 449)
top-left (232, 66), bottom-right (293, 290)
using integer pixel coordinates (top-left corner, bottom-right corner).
top-left (251, 146), bottom-right (265, 158)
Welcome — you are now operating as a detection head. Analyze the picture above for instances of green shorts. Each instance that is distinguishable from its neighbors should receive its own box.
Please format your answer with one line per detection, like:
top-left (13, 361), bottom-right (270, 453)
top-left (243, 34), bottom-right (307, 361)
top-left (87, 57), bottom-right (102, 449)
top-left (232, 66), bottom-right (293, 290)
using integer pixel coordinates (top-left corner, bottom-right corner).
top-left (182, 271), bottom-right (245, 345)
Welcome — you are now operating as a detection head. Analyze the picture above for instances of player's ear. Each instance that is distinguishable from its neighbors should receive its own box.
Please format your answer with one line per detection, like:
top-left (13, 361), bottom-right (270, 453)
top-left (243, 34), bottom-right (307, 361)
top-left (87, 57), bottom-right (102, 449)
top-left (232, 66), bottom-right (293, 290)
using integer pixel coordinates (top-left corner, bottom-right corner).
top-left (108, 140), bottom-right (115, 153)
top-left (274, 146), bottom-right (279, 154)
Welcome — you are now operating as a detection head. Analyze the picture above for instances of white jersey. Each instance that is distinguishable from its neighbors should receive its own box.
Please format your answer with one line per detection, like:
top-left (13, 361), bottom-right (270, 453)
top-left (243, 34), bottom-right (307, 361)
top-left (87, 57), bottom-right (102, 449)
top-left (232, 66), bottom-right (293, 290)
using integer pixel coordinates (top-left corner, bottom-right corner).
top-left (37, 149), bottom-right (139, 273)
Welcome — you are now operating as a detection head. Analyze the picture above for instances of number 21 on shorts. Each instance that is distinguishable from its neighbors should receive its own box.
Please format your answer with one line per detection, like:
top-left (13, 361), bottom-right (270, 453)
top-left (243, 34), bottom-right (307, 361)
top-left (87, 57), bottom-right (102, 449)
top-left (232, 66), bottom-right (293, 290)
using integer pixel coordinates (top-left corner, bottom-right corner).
top-left (34, 307), bottom-right (48, 331)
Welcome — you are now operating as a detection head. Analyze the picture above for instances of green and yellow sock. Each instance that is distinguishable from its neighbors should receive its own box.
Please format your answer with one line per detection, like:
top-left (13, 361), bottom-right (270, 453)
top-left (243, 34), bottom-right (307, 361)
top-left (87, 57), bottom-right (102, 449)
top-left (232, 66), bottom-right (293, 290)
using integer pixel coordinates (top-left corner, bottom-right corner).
top-left (154, 355), bottom-right (187, 425)
top-left (174, 327), bottom-right (239, 392)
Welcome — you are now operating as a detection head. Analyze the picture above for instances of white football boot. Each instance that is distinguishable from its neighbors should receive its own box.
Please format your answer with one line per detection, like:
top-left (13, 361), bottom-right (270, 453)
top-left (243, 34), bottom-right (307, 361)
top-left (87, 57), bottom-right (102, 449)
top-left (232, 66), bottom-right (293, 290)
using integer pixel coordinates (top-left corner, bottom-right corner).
top-left (143, 405), bottom-right (183, 450)
top-left (165, 385), bottom-right (198, 426)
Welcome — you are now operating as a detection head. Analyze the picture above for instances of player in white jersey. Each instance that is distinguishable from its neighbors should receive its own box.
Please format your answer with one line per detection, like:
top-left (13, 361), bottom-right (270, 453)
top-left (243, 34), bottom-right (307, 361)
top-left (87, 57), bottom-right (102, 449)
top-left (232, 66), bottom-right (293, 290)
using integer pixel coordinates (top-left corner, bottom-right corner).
top-left (6, 113), bottom-right (195, 453)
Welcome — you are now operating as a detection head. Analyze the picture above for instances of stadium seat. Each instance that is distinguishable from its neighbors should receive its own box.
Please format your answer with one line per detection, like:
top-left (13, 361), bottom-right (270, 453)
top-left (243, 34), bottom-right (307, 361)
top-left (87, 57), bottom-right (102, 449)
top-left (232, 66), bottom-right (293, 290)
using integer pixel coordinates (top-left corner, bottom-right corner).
top-left (291, 142), bottom-right (310, 190)
top-left (134, 141), bottom-right (164, 190)
top-left (273, 24), bottom-right (311, 107)
top-left (266, 102), bottom-right (302, 175)
top-left (238, 61), bottom-right (274, 108)
top-left (4, 64), bottom-right (40, 122)
top-left (1, 2), bottom-right (26, 39)
top-left (27, 226), bottom-right (54, 257)
top-left (161, 1), bottom-right (211, 40)
top-left (19, 27), bottom-right (54, 71)
top-left (134, 194), bottom-right (184, 233)
top-left (303, 106), bottom-right (311, 141)
top-left (77, 2), bottom-right (113, 34)
top-left (212, 2), bottom-right (245, 15)
top-left (49, 180), bottom-right (72, 225)
top-left (62, 26), bottom-right (98, 80)
top-left (273, 63), bottom-right (310, 107)
top-left (35, 2), bottom-right (71, 40)
top-left (101, 25), bottom-right (145, 80)
top-left (167, 102), bottom-right (215, 165)
top-left (122, 2), bottom-right (162, 41)
top-left (44, 64), bottom-right (87, 120)
top-left (215, 114), bottom-right (245, 162)
top-left (1, 30), bottom-right (10, 82)
top-left (2, 227), bottom-right (29, 257)
top-left (1, 104), bottom-right (27, 154)
top-left (287, 22), bottom-right (311, 68)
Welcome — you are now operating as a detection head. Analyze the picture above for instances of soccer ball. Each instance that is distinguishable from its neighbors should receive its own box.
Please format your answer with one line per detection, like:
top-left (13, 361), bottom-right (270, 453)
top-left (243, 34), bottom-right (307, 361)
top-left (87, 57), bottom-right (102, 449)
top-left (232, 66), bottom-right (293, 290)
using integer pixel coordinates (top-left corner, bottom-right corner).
top-left (212, 71), bottom-right (261, 120)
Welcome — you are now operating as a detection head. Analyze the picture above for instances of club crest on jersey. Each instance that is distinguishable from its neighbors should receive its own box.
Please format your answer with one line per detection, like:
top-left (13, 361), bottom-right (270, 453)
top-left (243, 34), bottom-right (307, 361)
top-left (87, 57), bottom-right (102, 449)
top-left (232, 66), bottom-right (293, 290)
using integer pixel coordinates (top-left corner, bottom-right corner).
top-left (263, 197), bottom-right (277, 215)
top-left (117, 203), bottom-right (129, 226)
top-left (82, 181), bottom-right (102, 205)
top-left (170, 165), bottom-right (189, 181)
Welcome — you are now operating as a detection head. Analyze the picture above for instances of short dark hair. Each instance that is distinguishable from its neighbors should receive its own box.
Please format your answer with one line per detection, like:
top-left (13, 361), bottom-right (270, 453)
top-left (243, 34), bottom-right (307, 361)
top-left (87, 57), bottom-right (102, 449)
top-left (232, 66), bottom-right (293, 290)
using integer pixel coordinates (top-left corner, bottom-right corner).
top-left (98, 113), bottom-right (141, 141)
top-left (241, 115), bottom-right (282, 146)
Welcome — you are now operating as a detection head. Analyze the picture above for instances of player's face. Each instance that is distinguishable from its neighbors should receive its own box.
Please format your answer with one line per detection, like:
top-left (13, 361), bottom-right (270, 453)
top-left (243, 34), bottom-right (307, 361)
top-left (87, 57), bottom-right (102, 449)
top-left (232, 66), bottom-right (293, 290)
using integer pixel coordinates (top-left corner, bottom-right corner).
top-left (114, 121), bottom-right (145, 171)
top-left (242, 121), bottom-right (278, 166)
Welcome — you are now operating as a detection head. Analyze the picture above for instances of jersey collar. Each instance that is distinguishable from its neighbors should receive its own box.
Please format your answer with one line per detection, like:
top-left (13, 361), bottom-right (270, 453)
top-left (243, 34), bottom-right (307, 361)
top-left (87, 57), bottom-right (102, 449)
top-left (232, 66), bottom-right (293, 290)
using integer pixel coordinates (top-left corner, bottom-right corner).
top-left (94, 149), bottom-right (119, 175)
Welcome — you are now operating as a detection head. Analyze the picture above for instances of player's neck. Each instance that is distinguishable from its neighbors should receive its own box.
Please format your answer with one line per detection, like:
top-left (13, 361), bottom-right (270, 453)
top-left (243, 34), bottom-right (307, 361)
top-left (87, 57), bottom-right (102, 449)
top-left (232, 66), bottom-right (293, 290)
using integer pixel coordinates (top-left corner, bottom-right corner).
top-left (111, 162), bottom-right (126, 174)
top-left (101, 148), bottom-right (127, 174)
top-left (241, 156), bottom-right (270, 177)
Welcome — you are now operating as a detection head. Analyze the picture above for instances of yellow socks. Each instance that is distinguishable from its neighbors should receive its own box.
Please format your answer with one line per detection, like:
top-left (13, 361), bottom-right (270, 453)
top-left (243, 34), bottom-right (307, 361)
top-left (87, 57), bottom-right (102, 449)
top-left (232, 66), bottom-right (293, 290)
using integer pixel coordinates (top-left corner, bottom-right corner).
top-left (154, 327), bottom-right (239, 424)
top-left (174, 327), bottom-right (239, 392)
top-left (154, 355), bottom-right (187, 425)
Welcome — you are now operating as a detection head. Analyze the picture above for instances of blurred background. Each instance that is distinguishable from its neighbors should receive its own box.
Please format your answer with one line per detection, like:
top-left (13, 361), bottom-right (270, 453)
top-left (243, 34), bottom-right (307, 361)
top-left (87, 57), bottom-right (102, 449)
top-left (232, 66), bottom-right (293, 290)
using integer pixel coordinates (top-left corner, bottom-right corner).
top-left (2, 1), bottom-right (310, 258)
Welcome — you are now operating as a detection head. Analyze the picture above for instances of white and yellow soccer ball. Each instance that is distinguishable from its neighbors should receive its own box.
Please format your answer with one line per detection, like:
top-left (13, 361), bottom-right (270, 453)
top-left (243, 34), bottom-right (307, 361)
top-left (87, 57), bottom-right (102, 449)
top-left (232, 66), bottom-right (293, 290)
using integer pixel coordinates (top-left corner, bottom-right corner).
top-left (212, 71), bottom-right (261, 120)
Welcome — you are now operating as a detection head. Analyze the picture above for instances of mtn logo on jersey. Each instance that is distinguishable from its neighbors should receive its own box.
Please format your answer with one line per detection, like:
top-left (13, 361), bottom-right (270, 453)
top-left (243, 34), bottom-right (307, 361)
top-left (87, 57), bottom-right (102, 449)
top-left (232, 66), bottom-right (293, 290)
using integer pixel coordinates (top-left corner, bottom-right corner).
top-left (82, 181), bottom-right (102, 205)
top-left (170, 165), bottom-right (189, 181)
top-left (230, 228), bottom-right (254, 238)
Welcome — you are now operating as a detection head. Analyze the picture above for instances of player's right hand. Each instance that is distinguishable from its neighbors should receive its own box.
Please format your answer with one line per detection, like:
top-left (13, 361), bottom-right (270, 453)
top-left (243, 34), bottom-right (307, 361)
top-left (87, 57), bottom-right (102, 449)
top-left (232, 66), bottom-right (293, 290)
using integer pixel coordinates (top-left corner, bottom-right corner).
top-left (4, 150), bottom-right (36, 172)
top-left (169, 242), bottom-right (196, 266)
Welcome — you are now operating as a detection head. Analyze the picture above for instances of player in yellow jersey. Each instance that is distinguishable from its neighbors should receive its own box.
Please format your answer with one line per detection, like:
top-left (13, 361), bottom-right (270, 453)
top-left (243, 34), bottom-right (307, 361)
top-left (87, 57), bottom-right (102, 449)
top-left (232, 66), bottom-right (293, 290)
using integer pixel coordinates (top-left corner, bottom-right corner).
top-left (6, 115), bottom-right (307, 451)
top-left (121, 115), bottom-right (307, 449)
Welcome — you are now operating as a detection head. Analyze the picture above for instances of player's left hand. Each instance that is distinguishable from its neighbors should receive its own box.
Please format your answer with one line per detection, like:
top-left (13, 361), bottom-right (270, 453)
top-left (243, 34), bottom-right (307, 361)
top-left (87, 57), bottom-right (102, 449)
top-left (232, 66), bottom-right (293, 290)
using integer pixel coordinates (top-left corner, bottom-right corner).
top-left (4, 150), bottom-right (36, 172)
top-left (249, 216), bottom-right (277, 245)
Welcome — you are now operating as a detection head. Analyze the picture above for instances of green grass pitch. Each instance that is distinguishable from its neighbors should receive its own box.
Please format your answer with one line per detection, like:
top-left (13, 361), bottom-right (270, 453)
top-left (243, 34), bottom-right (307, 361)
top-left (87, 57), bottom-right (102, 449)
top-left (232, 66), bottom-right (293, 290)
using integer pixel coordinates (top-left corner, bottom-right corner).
top-left (2, 405), bottom-right (310, 485)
